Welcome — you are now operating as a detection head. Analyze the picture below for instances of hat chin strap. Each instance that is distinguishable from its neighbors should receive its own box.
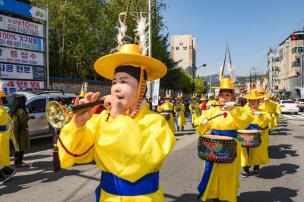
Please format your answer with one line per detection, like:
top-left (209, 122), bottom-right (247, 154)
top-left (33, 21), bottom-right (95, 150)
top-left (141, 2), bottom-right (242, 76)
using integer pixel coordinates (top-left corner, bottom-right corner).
top-left (129, 67), bottom-right (146, 118)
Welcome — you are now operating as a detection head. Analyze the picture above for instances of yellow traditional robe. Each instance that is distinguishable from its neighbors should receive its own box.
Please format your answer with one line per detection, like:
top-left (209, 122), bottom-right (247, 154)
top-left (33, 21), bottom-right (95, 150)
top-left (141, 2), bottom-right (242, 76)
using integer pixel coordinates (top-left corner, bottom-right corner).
top-left (189, 103), bottom-right (200, 124)
top-left (157, 101), bottom-right (175, 133)
top-left (240, 106), bottom-right (271, 167)
top-left (195, 106), bottom-right (253, 202)
top-left (259, 100), bottom-right (277, 129)
top-left (174, 104), bottom-right (185, 127)
top-left (58, 104), bottom-right (176, 202)
top-left (0, 106), bottom-right (10, 167)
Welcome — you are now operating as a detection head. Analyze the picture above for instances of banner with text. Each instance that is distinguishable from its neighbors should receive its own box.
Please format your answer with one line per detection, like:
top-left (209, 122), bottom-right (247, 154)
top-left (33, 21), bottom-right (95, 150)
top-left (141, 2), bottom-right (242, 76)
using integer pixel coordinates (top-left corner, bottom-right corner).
top-left (0, 14), bottom-right (44, 37)
top-left (0, 30), bottom-right (43, 51)
top-left (0, 47), bottom-right (44, 66)
top-left (0, 63), bottom-right (33, 79)
top-left (2, 80), bottom-right (44, 94)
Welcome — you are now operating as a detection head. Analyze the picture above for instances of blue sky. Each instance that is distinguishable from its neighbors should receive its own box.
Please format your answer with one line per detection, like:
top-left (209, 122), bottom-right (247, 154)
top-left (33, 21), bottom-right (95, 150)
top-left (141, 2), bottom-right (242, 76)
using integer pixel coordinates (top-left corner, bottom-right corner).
top-left (162, 0), bottom-right (304, 76)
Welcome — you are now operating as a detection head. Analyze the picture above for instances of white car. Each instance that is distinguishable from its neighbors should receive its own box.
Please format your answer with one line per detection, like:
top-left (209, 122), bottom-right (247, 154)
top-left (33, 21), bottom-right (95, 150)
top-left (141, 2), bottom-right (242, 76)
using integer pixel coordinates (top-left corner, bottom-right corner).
top-left (6, 90), bottom-right (76, 139)
top-left (280, 100), bottom-right (299, 114)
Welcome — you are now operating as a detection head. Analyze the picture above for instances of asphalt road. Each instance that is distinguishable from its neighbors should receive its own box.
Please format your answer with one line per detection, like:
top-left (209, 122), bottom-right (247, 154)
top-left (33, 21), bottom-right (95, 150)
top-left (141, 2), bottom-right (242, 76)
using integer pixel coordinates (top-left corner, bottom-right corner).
top-left (0, 116), bottom-right (303, 202)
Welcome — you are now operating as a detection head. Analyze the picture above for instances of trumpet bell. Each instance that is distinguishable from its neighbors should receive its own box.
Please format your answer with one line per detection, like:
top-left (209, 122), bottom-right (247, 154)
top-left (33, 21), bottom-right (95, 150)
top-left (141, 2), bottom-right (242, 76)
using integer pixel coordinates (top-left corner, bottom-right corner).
top-left (46, 101), bottom-right (71, 130)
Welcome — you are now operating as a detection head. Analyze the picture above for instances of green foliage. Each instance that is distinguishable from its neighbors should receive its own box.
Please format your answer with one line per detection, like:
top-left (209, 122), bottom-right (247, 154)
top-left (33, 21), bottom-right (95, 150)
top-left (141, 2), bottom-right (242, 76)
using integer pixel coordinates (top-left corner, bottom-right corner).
top-left (195, 76), bottom-right (209, 94)
top-left (29, 0), bottom-right (189, 89)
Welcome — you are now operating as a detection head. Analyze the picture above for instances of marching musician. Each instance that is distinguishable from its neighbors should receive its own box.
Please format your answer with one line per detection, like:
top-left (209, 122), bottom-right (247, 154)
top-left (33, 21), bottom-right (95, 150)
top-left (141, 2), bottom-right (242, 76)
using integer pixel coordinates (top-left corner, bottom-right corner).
top-left (189, 94), bottom-right (200, 128)
top-left (207, 93), bottom-right (218, 109)
top-left (199, 96), bottom-right (208, 113)
top-left (157, 91), bottom-right (175, 133)
top-left (240, 89), bottom-right (271, 178)
top-left (57, 43), bottom-right (176, 202)
top-left (258, 87), bottom-right (278, 132)
top-left (174, 93), bottom-right (186, 131)
top-left (195, 77), bottom-right (253, 202)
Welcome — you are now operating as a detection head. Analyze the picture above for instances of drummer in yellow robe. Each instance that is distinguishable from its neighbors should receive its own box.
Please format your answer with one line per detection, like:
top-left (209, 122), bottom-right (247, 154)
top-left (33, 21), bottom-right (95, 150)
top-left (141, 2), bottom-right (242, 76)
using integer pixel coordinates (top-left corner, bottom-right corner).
top-left (199, 96), bottom-right (208, 113)
top-left (189, 95), bottom-right (200, 128)
top-left (0, 91), bottom-right (16, 183)
top-left (158, 91), bottom-right (175, 133)
top-left (174, 93), bottom-right (186, 131)
top-left (57, 43), bottom-right (176, 202)
top-left (240, 89), bottom-right (271, 178)
top-left (258, 88), bottom-right (278, 130)
top-left (195, 77), bottom-right (253, 202)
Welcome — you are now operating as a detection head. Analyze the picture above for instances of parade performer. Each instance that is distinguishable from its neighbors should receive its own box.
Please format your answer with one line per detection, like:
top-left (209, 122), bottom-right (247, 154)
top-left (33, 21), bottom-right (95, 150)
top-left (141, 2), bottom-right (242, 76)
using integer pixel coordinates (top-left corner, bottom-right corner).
top-left (189, 94), bottom-right (200, 128)
top-left (157, 90), bottom-right (175, 133)
top-left (258, 88), bottom-right (278, 131)
top-left (199, 96), bottom-right (208, 112)
top-left (207, 93), bottom-right (218, 109)
top-left (57, 41), bottom-right (176, 201)
top-left (195, 77), bottom-right (253, 202)
top-left (0, 90), bottom-right (16, 183)
top-left (174, 93), bottom-right (186, 131)
top-left (240, 89), bottom-right (271, 178)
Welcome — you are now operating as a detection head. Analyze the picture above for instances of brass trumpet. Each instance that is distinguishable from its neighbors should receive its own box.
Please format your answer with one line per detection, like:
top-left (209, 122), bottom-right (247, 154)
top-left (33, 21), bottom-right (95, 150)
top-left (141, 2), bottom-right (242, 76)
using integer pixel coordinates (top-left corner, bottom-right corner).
top-left (46, 99), bottom-right (104, 130)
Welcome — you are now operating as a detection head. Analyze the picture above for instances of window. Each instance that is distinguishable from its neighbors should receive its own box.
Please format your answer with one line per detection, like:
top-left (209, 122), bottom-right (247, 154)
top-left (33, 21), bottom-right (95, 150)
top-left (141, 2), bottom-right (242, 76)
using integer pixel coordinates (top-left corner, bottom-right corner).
top-left (183, 46), bottom-right (187, 50)
top-left (176, 47), bottom-right (179, 50)
top-left (27, 99), bottom-right (46, 113)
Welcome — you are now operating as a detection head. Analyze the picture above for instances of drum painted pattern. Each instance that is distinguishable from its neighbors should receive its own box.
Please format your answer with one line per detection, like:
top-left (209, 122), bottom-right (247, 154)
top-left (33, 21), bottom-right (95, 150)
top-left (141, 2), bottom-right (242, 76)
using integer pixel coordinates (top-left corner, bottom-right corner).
top-left (237, 130), bottom-right (261, 148)
top-left (198, 135), bottom-right (237, 163)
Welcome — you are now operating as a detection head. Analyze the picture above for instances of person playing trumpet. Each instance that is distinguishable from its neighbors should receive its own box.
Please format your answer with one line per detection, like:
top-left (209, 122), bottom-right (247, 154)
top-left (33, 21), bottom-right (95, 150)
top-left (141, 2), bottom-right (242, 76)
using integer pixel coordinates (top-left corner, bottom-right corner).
top-left (240, 89), bottom-right (271, 178)
top-left (56, 43), bottom-right (176, 202)
top-left (174, 93), bottom-right (185, 131)
top-left (195, 77), bottom-right (253, 202)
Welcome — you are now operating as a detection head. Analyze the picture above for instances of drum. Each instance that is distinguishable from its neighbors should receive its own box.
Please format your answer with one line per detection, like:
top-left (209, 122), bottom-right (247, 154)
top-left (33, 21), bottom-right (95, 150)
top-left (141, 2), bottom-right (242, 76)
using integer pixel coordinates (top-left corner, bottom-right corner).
top-left (160, 112), bottom-right (170, 120)
top-left (237, 130), bottom-right (261, 148)
top-left (198, 135), bottom-right (237, 163)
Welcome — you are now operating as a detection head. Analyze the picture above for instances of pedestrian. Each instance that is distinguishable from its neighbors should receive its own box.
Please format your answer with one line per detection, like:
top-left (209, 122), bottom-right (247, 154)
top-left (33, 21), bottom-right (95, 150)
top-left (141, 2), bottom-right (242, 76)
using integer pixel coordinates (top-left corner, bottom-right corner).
top-left (0, 91), bottom-right (16, 183)
top-left (10, 94), bottom-right (30, 168)
top-left (56, 43), bottom-right (176, 202)
top-left (195, 77), bottom-right (253, 202)
top-left (240, 89), bottom-right (271, 177)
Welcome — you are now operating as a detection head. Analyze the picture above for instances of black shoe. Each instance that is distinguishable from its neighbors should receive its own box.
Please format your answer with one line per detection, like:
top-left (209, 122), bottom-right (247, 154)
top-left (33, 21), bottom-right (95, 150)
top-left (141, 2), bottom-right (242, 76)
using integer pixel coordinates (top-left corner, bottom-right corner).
top-left (181, 126), bottom-right (184, 131)
top-left (241, 171), bottom-right (249, 178)
top-left (253, 169), bottom-right (260, 177)
top-left (15, 161), bottom-right (31, 168)
top-left (1, 167), bottom-right (16, 183)
top-left (177, 126), bottom-right (180, 131)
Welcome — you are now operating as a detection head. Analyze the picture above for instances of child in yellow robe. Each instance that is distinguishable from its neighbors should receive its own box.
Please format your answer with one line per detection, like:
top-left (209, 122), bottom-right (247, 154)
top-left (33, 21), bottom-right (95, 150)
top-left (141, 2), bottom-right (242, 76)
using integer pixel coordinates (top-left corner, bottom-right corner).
top-left (240, 89), bottom-right (271, 177)
top-left (195, 78), bottom-right (253, 202)
top-left (174, 96), bottom-right (186, 131)
top-left (57, 44), bottom-right (176, 202)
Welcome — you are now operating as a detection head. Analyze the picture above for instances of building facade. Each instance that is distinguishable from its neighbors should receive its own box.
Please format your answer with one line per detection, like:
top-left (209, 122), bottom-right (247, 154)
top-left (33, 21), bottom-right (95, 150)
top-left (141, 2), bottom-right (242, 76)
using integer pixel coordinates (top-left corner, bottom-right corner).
top-left (170, 34), bottom-right (196, 75)
top-left (269, 31), bottom-right (304, 97)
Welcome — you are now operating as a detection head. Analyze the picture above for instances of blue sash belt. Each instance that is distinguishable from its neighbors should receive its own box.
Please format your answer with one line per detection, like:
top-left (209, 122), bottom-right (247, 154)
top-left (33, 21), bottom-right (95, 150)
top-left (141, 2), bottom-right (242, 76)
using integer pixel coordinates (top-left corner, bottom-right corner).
top-left (198, 129), bottom-right (237, 199)
top-left (0, 125), bottom-right (7, 131)
top-left (211, 129), bottom-right (237, 138)
top-left (95, 171), bottom-right (159, 202)
top-left (164, 110), bottom-right (172, 113)
top-left (247, 124), bottom-right (261, 130)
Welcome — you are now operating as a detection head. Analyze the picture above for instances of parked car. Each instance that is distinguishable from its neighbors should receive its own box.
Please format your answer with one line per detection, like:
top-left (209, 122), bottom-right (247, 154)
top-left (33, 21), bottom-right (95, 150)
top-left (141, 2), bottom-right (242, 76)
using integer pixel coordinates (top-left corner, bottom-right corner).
top-left (295, 98), bottom-right (304, 112)
top-left (5, 90), bottom-right (76, 140)
top-left (280, 100), bottom-right (299, 114)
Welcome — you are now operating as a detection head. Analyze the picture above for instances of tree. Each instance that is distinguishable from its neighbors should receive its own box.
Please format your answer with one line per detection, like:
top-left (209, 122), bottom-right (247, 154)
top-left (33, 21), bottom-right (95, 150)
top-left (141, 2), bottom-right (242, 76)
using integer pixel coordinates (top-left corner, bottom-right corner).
top-left (195, 76), bottom-right (209, 95)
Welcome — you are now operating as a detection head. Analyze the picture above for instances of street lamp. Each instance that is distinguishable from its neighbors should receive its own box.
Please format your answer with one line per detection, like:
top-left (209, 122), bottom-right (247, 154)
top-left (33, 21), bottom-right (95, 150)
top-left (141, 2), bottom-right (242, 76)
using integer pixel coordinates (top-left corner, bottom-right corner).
top-left (192, 64), bottom-right (207, 93)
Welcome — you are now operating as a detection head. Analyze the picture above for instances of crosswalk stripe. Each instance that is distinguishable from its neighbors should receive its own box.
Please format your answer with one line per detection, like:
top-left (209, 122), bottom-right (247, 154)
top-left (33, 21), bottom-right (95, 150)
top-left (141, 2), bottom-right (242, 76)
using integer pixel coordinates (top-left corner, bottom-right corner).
top-left (281, 114), bottom-right (304, 119)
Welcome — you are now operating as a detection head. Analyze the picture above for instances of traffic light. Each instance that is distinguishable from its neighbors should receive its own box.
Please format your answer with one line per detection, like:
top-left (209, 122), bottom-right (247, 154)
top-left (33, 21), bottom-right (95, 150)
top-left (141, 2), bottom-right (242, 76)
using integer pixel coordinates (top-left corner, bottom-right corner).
top-left (290, 33), bottom-right (304, 40)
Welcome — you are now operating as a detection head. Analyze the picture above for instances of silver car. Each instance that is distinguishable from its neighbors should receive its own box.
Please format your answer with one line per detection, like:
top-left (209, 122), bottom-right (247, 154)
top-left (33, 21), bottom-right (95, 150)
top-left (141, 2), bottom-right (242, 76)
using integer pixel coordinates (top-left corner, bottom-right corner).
top-left (7, 91), bottom-right (76, 139)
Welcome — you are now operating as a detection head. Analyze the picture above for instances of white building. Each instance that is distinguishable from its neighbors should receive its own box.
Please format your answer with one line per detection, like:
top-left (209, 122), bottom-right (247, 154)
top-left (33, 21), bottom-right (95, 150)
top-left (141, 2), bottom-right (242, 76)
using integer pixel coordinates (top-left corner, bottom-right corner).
top-left (170, 34), bottom-right (196, 75)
